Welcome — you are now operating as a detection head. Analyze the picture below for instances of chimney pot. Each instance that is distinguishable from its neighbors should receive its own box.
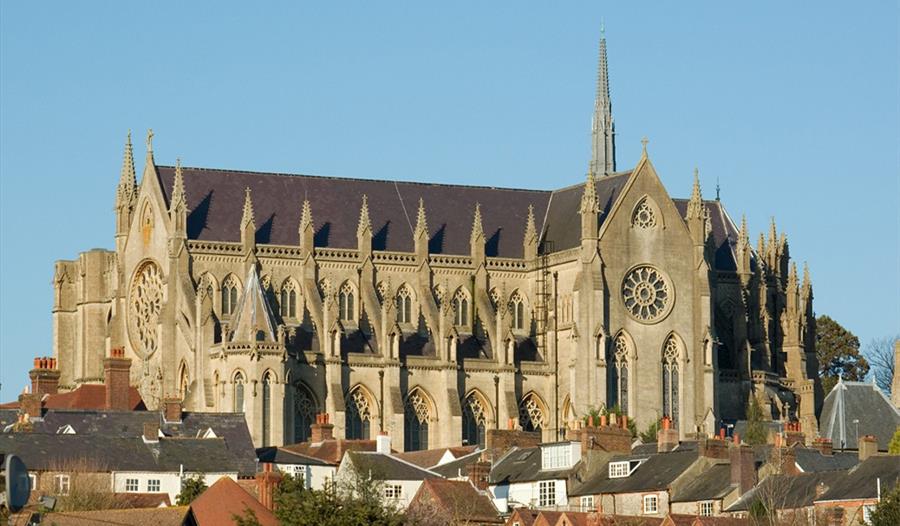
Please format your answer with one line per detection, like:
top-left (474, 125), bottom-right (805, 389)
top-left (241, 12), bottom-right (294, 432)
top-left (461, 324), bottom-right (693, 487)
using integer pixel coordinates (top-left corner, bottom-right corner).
top-left (600, 414), bottom-right (608, 427)
top-left (309, 413), bottom-right (334, 442)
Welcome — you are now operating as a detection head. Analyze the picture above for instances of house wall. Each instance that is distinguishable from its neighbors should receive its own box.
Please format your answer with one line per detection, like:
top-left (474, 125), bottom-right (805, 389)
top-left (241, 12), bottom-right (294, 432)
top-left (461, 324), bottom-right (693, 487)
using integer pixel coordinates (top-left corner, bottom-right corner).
top-left (112, 471), bottom-right (237, 501)
top-left (490, 479), bottom-right (568, 513)
top-left (670, 499), bottom-right (723, 516)
top-left (596, 490), bottom-right (669, 518)
top-left (275, 463), bottom-right (337, 491)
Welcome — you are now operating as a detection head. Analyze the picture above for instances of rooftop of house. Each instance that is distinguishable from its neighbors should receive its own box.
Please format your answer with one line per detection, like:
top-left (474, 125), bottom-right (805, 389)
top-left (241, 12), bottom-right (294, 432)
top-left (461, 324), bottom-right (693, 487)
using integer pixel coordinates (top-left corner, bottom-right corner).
top-left (489, 445), bottom-right (578, 485)
top-left (281, 437), bottom-right (381, 465)
top-left (0, 433), bottom-right (251, 474)
top-left (818, 379), bottom-right (900, 450)
top-left (726, 471), bottom-right (841, 512)
top-left (409, 478), bottom-right (502, 524)
top-left (429, 449), bottom-right (485, 479)
top-left (670, 463), bottom-right (734, 503)
top-left (394, 444), bottom-right (478, 469)
top-left (816, 455), bottom-right (900, 502)
top-left (188, 476), bottom-right (278, 526)
top-left (569, 449), bottom-right (699, 497)
top-left (11, 506), bottom-right (188, 526)
top-left (0, 408), bottom-right (258, 475)
top-left (344, 450), bottom-right (442, 481)
top-left (0, 384), bottom-right (145, 412)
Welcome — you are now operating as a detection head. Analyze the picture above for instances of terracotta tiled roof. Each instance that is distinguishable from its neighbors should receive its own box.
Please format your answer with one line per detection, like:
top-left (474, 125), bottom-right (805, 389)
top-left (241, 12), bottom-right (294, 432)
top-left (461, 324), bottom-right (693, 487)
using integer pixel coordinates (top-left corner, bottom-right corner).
top-left (189, 477), bottom-right (278, 526)
top-left (533, 510), bottom-right (564, 526)
top-left (113, 492), bottom-right (172, 508)
top-left (281, 438), bottom-right (379, 465)
top-left (1, 385), bottom-right (145, 412)
top-left (410, 478), bottom-right (502, 524)
top-left (506, 508), bottom-right (540, 526)
top-left (11, 506), bottom-right (188, 526)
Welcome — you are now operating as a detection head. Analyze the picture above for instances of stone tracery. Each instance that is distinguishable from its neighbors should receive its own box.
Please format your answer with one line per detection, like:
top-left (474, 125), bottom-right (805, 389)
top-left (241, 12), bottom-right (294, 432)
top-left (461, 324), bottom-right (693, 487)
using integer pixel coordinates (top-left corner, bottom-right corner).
top-left (128, 261), bottom-right (164, 357)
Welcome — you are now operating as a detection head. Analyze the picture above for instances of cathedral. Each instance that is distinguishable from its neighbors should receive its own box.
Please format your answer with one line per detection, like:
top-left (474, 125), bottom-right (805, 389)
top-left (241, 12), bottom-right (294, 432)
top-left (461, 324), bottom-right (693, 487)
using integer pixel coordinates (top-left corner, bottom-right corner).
top-left (50, 31), bottom-right (820, 450)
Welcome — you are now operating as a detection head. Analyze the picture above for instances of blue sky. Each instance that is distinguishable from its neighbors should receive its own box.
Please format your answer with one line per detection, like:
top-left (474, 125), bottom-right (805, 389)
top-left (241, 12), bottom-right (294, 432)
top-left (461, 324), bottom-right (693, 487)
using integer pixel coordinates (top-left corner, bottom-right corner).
top-left (1, 2), bottom-right (897, 396)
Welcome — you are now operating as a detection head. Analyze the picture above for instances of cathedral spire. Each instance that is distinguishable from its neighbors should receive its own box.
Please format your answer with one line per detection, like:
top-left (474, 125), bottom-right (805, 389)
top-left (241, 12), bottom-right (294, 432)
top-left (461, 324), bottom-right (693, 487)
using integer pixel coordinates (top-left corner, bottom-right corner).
top-left (241, 187), bottom-right (255, 232)
top-left (298, 199), bottom-right (314, 257)
top-left (414, 198), bottom-right (428, 240)
top-left (170, 159), bottom-right (187, 211)
top-left (117, 130), bottom-right (136, 203)
top-left (471, 203), bottom-right (485, 243)
top-left (686, 168), bottom-right (704, 220)
top-left (589, 24), bottom-right (615, 177)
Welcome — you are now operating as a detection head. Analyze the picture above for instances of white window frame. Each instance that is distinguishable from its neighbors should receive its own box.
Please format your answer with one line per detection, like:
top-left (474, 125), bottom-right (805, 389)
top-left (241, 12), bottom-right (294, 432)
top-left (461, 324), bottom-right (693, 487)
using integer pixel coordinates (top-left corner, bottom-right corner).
top-left (28, 474), bottom-right (36, 492)
top-left (55, 474), bottom-right (70, 496)
top-left (580, 495), bottom-right (594, 512)
top-left (383, 484), bottom-right (402, 500)
top-left (147, 479), bottom-right (161, 493)
top-left (608, 461), bottom-right (630, 478)
top-left (541, 444), bottom-right (572, 471)
top-left (862, 504), bottom-right (875, 525)
top-left (538, 480), bottom-right (556, 507)
top-left (699, 501), bottom-right (714, 516)
top-left (125, 478), bottom-right (139, 492)
top-left (643, 494), bottom-right (659, 514)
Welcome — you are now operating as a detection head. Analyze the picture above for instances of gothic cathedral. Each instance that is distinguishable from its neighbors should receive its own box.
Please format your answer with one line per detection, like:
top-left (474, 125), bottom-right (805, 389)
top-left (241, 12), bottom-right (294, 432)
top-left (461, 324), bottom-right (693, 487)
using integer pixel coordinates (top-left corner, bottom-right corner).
top-left (50, 31), bottom-right (820, 449)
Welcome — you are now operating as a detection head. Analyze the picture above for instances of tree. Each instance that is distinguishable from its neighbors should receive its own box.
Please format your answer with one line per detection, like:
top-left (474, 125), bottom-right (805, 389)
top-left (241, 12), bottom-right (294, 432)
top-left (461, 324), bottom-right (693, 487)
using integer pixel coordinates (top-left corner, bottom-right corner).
top-left (889, 426), bottom-right (900, 455)
top-left (745, 396), bottom-right (768, 446)
top-left (639, 419), bottom-right (661, 443)
top-left (869, 483), bottom-right (900, 526)
top-left (865, 335), bottom-right (899, 395)
top-left (816, 315), bottom-right (869, 393)
top-left (176, 475), bottom-right (207, 506)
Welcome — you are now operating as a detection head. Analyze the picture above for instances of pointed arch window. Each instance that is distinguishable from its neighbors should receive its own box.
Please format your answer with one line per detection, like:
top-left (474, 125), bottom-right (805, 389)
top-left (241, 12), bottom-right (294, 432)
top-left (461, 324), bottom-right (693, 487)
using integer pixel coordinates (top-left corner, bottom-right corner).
top-left (462, 393), bottom-right (487, 448)
top-left (345, 388), bottom-right (372, 440)
top-left (509, 292), bottom-right (526, 330)
top-left (396, 287), bottom-right (412, 324)
top-left (662, 336), bottom-right (680, 428)
top-left (233, 371), bottom-right (245, 413)
top-left (452, 289), bottom-right (469, 327)
top-left (632, 198), bottom-right (658, 229)
top-left (294, 384), bottom-right (316, 443)
top-left (339, 283), bottom-right (355, 322)
top-left (222, 275), bottom-right (240, 316)
top-left (281, 281), bottom-right (298, 319)
top-left (405, 390), bottom-right (431, 451)
top-left (518, 394), bottom-right (546, 432)
top-left (262, 372), bottom-right (274, 446)
top-left (610, 334), bottom-right (630, 415)
top-left (178, 365), bottom-right (189, 400)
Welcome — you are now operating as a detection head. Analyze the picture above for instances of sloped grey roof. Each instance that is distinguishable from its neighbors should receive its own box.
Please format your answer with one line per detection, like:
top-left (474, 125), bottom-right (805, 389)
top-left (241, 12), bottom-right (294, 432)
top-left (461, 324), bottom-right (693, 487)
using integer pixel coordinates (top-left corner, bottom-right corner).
top-left (347, 451), bottom-right (441, 481)
top-left (570, 449), bottom-right (699, 496)
top-left (256, 446), bottom-right (331, 467)
top-left (9, 409), bottom-right (258, 475)
top-left (0, 433), bottom-right (248, 474)
top-left (488, 446), bottom-right (576, 485)
top-left (727, 471), bottom-right (841, 512)
top-left (670, 463), bottom-right (734, 502)
top-left (429, 450), bottom-right (483, 479)
top-left (793, 449), bottom-right (859, 473)
top-left (819, 380), bottom-right (900, 450)
top-left (816, 456), bottom-right (900, 502)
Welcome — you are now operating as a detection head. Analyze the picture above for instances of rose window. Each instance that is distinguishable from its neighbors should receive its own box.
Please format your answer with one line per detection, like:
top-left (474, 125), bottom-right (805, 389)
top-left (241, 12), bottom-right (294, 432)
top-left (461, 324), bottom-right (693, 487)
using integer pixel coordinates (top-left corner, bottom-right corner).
top-left (128, 262), bottom-right (164, 356)
top-left (622, 266), bottom-right (671, 322)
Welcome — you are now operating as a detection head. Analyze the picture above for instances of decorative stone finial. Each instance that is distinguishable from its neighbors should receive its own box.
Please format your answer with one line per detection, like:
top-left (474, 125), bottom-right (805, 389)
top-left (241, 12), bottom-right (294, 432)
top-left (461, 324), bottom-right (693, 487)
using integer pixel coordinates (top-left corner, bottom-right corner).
top-left (471, 203), bottom-right (484, 242)
top-left (641, 136), bottom-right (649, 156)
top-left (300, 199), bottom-right (313, 230)
top-left (686, 168), bottom-right (704, 220)
top-left (146, 129), bottom-right (154, 153)
top-left (414, 198), bottom-right (428, 239)
top-left (171, 158), bottom-right (186, 210)
top-left (580, 171), bottom-right (599, 215)
top-left (118, 130), bottom-right (136, 201)
top-left (524, 204), bottom-right (537, 243)
top-left (241, 187), bottom-right (255, 231)
top-left (357, 194), bottom-right (371, 237)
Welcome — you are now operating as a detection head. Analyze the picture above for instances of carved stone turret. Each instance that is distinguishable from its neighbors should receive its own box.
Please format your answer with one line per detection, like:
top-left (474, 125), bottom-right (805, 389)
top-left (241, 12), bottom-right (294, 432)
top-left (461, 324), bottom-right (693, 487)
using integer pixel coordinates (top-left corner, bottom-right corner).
top-left (357, 194), bottom-right (372, 258)
top-left (686, 169), bottom-right (706, 247)
top-left (470, 203), bottom-right (485, 267)
top-left (115, 131), bottom-right (137, 250)
top-left (168, 159), bottom-right (188, 239)
top-left (414, 198), bottom-right (428, 263)
top-left (298, 199), bottom-right (314, 259)
top-left (523, 204), bottom-right (538, 261)
top-left (240, 187), bottom-right (256, 264)
top-left (579, 171), bottom-right (599, 241)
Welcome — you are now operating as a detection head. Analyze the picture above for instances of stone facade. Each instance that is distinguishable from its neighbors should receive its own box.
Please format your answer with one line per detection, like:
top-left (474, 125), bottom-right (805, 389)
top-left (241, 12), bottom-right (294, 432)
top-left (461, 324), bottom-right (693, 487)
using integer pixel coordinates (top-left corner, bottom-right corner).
top-left (50, 32), bottom-right (819, 449)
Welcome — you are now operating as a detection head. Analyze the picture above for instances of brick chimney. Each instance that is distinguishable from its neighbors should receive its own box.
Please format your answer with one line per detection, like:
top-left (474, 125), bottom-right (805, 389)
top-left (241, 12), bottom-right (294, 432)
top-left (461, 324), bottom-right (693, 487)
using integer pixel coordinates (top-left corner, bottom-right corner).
top-left (104, 347), bottom-right (132, 410)
top-left (780, 444), bottom-right (800, 476)
top-left (858, 435), bottom-right (878, 461)
top-left (18, 391), bottom-right (42, 419)
top-left (729, 438), bottom-right (757, 495)
top-left (143, 420), bottom-right (160, 443)
top-left (785, 421), bottom-right (805, 447)
top-left (700, 436), bottom-right (729, 460)
top-left (162, 398), bottom-right (183, 423)
top-left (255, 463), bottom-right (283, 511)
top-left (310, 413), bottom-right (334, 443)
top-left (30, 357), bottom-right (61, 396)
top-left (813, 438), bottom-right (833, 456)
top-left (581, 414), bottom-right (631, 454)
top-left (485, 428), bottom-right (541, 461)
top-left (657, 416), bottom-right (679, 453)
top-left (467, 460), bottom-right (491, 491)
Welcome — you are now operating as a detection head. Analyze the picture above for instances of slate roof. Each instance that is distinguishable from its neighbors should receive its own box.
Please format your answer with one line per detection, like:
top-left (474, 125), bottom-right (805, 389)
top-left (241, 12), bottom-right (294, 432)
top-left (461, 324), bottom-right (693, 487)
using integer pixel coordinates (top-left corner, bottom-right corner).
top-left (410, 478), bottom-right (502, 524)
top-left (256, 446), bottom-right (331, 466)
top-left (570, 449), bottom-right (699, 496)
top-left (488, 446), bottom-right (576, 485)
top-left (157, 165), bottom-right (741, 271)
top-left (818, 380), bottom-right (900, 450)
top-left (816, 455), bottom-right (900, 502)
top-left (189, 476), bottom-right (278, 526)
top-left (670, 463), bottom-right (734, 502)
top-left (0, 433), bottom-right (249, 474)
top-left (793, 448), bottom-right (859, 473)
top-left (726, 471), bottom-right (840, 512)
top-left (395, 445), bottom-right (478, 469)
top-left (346, 451), bottom-right (441, 481)
top-left (429, 449), bottom-right (484, 478)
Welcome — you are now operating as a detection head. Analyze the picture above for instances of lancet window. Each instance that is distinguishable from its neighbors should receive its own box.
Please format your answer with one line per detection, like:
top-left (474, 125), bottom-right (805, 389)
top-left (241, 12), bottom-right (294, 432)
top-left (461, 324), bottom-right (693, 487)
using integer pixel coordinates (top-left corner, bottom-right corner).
top-left (339, 283), bottom-right (355, 322)
top-left (610, 334), bottom-right (630, 414)
top-left (509, 291), bottom-right (525, 330)
top-left (662, 336), bottom-right (680, 428)
top-left (452, 289), bottom-right (469, 327)
top-left (518, 393), bottom-right (546, 432)
top-left (233, 371), bottom-right (245, 413)
top-left (345, 387), bottom-right (372, 440)
top-left (462, 392), bottom-right (487, 448)
top-left (405, 389), bottom-right (431, 452)
top-left (293, 383), bottom-right (316, 443)
top-left (281, 280), bottom-right (298, 319)
top-left (396, 287), bottom-right (412, 324)
top-left (222, 275), bottom-right (240, 316)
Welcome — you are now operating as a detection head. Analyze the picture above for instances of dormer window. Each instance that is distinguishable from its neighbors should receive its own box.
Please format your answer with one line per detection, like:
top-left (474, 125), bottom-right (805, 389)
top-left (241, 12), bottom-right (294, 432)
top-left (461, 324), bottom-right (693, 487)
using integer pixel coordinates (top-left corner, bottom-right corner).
top-left (541, 442), bottom-right (579, 470)
top-left (608, 459), bottom-right (645, 478)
